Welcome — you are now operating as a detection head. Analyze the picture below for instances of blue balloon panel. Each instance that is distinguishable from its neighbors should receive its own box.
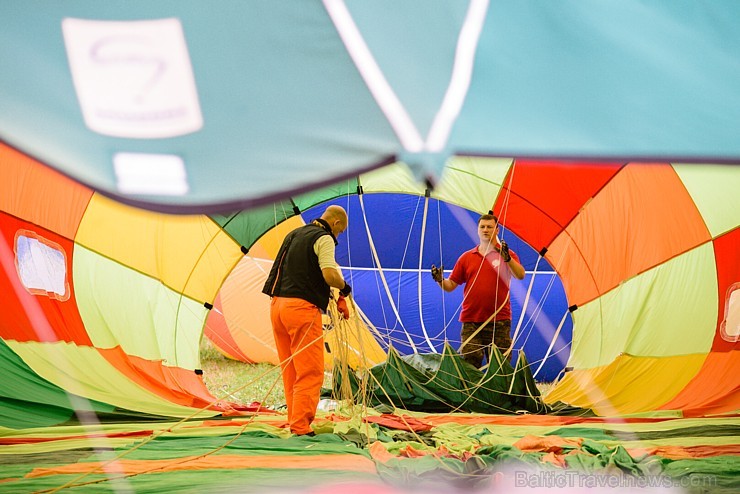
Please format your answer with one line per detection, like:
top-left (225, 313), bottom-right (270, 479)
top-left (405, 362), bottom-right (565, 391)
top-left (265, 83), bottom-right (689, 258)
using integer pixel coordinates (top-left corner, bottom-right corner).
top-left (303, 193), bottom-right (571, 382)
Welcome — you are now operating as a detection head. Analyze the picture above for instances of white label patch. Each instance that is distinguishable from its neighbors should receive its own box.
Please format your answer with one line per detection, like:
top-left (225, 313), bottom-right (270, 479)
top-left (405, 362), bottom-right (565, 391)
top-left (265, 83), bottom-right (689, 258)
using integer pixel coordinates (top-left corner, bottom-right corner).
top-left (62, 17), bottom-right (203, 138)
top-left (15, 232), bottom-right (70, 301)
top-left (114, 152), bottom-right (189, 195)
top-left (721, 283), bottom-right (740, 342)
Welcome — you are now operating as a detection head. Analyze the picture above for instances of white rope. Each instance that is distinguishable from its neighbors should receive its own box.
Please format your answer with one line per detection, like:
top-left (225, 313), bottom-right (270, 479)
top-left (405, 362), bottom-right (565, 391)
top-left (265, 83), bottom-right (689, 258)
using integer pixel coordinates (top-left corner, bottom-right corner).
top-left (435, 200), bottom-right (448, 327)
top-left (357, 193), bottom-right (417, 352)
top-left (416, 193), bottom-right (437, 352)
top-left (511, 254), bottom-right (543, 346)
top-left (532, 308), bottom-right (570, 379)
top-left (511, 269), bottom-right (559, 355)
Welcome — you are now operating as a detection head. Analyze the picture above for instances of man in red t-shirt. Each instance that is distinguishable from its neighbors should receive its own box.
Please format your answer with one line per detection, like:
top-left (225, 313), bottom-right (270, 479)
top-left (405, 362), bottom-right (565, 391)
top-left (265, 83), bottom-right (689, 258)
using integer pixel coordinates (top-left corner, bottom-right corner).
top-left (431, 214), bottom-right (525, 369)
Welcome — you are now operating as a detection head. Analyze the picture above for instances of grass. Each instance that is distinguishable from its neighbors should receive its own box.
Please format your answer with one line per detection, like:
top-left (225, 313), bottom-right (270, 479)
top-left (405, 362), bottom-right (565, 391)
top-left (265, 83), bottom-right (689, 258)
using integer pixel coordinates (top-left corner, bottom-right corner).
top-left (200, 337), bottom-right (556, 408)
top-left (199, 337), bottom-right (286, 407)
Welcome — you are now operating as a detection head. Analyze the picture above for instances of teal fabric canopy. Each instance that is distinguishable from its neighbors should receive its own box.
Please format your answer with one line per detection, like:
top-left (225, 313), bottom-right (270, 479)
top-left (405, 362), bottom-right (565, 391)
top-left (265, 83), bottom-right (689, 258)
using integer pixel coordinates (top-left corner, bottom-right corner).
top-left (1, 0), bottom-right (739, 213)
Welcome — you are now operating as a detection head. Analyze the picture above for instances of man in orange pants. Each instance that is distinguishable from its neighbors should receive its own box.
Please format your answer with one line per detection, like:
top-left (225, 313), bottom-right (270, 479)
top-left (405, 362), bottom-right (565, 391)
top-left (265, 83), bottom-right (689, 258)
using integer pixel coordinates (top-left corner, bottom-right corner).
top-left (262, 205), bottom-right (351, 435)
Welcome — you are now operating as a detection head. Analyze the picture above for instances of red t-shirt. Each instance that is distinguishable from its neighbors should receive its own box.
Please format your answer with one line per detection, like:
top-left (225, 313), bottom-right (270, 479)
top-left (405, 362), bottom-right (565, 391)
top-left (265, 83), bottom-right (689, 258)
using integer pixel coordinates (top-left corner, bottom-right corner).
top-left (449, 245), bottom-right (520, 322)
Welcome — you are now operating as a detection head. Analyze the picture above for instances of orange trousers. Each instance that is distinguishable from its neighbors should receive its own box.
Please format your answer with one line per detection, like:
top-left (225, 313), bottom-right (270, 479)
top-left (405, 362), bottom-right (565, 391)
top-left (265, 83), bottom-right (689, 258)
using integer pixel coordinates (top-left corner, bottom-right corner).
top-left (269, 297), bottom-right (325, 435)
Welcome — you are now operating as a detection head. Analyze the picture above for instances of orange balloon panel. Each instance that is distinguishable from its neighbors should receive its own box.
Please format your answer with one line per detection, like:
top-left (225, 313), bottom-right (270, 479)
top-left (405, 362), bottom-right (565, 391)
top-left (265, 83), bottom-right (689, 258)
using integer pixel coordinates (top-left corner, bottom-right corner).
top-left (217, 255), bottom-right (279, 365)
top-left (204, 293), bottom-right (254, 362)
top-left (0, 143), bottom-right (93, 240)
top-left (548, 164), bottom-right (711, 306)
top-left (98, 346), bottom-right (221, 410)
top-left (205, 215), bottom-right (301, 366)
top-left (246, 241), bottom-right (271, 262)
top-left (659, 350), bottom-right (740, 417)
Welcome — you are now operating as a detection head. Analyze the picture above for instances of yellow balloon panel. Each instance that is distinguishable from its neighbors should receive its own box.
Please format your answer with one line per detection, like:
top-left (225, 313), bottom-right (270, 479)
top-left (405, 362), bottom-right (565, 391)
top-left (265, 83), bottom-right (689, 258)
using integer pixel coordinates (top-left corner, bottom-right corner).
top-left (544, 353), bottom-right (706, 415)
top-left (256, 215), bottom-right (305, 260)
top-left (76, 193), bottom-right (242, 303)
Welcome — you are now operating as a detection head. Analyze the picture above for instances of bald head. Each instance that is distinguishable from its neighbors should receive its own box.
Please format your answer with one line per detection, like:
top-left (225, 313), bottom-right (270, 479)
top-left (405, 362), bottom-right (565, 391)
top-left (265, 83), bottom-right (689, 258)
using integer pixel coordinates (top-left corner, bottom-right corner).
top-left (321, 205), bottom-right (348, 237)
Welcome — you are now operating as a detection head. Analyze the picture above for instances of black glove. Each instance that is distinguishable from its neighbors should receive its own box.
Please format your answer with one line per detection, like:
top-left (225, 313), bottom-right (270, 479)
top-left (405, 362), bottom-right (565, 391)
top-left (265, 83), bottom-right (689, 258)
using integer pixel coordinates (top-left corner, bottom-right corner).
top-left (431, 264), bottom-right (444, 283)
top-left (500, 241), bottom-right (511, 262)
top-left (339, 283), bottom-right (351, 297)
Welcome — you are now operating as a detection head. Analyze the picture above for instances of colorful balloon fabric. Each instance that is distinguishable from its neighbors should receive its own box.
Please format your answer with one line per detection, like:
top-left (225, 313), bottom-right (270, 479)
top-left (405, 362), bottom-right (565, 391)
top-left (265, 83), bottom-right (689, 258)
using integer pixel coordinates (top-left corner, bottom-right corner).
top-left (206, 157), bottom-right (740, 417)
top-left (2, 144), bottom-right (738, 427)
top-left (205, 159), bottom-right (573, 382)
top-left (2, 3), bottom-right (740, 493)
